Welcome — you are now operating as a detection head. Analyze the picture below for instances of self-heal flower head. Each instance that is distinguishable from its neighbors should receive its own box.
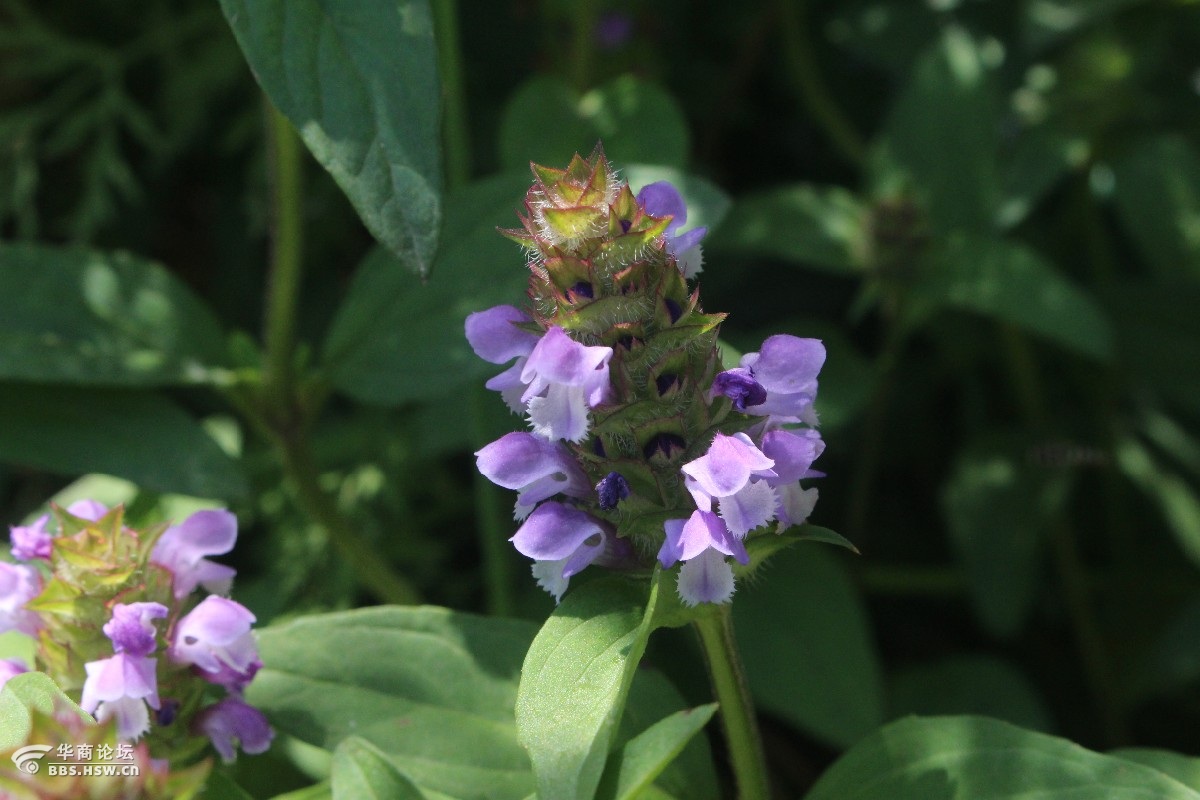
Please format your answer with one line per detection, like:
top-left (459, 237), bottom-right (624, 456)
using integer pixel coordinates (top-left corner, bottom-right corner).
top-left (681, 432), bottom-right (779, 537)
top-left (637, 181), bottom-right (707, 278)
top-left (0, 561), bottom-right (42, 636)
top-left (80, 653), bottom-right (161, 741)
top-left (520, 326), bottom-right (613, 442)
top-left (465, 304), bottom-right (541, 413)
top-left (659, 511), bottom-right (750, 606)
top-left (151, 509), bottom-right (238, 599)
top-left (9, 514), bottom-right (52, 561)
top-left (512, 501), bottom-right (611, 602)
top-left (475, 432), bottom-right (591, 519)
top-left (170, 596), bottom-right (261, 692)
top-left (103, 602), bottom-right (168, 658)
top-left (734, 335), bottom-right (825, 424)
top-left (195, 696), bottom-right (274, 762)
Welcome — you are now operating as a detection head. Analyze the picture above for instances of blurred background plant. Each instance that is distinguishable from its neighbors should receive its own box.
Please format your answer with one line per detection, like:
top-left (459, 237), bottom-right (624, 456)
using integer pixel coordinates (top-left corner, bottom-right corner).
top-left (2, 0), bottom-right (1200, 796)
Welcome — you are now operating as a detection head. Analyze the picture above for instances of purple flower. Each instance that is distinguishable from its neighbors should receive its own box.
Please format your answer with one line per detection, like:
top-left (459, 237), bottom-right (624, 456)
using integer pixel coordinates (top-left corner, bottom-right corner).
top-left (170, 596), bottom-right (261, 691)
top-left (681, 433), bottom-right (779, 537)
top-left (511, 502), bottom-right (610, 602)
top-left (465, 305), bottom-right (541, 413)
top-left (195, 697), bottom-right (274, 762)
top-left (712, 369), bottom-right (767, 412)
top-left (637, 181), bottom-right (707, 278)
top-left (151, 509), bottom-right (238, 599)
top-left (735, 335), bottom-right (825, 423)
top-left (103, 602), bottom-right (168, 658)
top-left (596, 472), bottom-right (631, 510)
top-left (0, 562), bottom-right (42, 636)
top-left (10, 514), bottom-right (52, 561)
top-left (80, 653), bottom-right (160, 741)
top-left (0, 658), bottom-right (28, 690)
top-left (659, 511), bottom-right (749, 605)
top-left (66, 499), bottom-right (109, 521)
top-left (475, 432), bottom-right (591, 519)
top-left (760, 428), bottom-right (824, 528)
top-left (520, 326), bottom-right (613, 442)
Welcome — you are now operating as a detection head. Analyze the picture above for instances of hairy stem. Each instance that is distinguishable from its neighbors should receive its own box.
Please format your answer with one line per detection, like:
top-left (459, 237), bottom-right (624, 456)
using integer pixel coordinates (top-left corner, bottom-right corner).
top-left (695, 606), bottom-right (771, 800)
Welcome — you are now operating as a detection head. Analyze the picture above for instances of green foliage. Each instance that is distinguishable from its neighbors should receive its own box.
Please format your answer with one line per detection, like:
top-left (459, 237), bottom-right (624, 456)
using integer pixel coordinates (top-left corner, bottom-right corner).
top-left (0, 672), bottom-right (90, 751)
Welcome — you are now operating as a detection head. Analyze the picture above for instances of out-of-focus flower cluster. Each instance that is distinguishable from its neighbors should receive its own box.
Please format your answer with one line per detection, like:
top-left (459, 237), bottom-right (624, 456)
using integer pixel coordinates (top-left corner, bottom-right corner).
top-left (468, 149), bottom-right (826, 606)
top-left (0, 500), bottom-right (273, 794)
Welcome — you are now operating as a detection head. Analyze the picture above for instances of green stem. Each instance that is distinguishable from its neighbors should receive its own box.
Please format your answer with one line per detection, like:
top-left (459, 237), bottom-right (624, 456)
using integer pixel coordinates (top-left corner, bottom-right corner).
top-left (431, 0), bottom-right (471, 190)
top-left (777, 0), bottom-right (866, 169)
top-left (280, 433), bottom-right (421, 606)
top-left (568, 0), bottom-right (599, 91)
top-left (694, 606), bottom-right (770, 800)
top-left (263, 102), bottom-right (304, 410)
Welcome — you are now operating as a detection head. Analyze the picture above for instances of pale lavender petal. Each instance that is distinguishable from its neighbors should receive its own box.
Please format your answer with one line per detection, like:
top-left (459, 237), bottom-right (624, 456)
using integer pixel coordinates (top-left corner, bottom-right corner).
top-left (720, 480), bottom-right (778, 538)
top-left (103, 602), bottom-right (168, 657)
top-left (474, 432), bottom-right (588, 501)
top-left (170, 596), bottom-right (260, 686)
top-left (95, 695), bottom-right (151, 742)
top-left (465, 305), bottom-right (540, 364)
top-left (521, 327), bottom-right (612, 395)
top-left (151, 509), bottom-right (238, 599)
top-left (196, 697), bottom-right (274, 762)
top-left (777, 485), bottom-right (819, 529)
top-left (66, 499), bottom-right (109, 521)
top-left (676, 549), bottom-right (736, 606)
top-left (528, 383), bottom-right (592, 442)
top-left (673, 226), bottom-right (707, 253)
top-left (637, 181), bottom-right (688, 234)
top-left (9, 515), bottom-right (51, 561)
top-left (510, 502), bottom-right (606, 562)
top-left (484, 358), bottom-right (531, 413)
top-left (659, 511), bottom-right (749, 567)
top-left (81, 654), bottom-right (160, 711)
top-left (0, 562), bottom-right (42, 636)
top-left (531, 559), bottom-right (571, 603)
top-left (681, 433), bottom-right (775, 498)
top-left (760, 429), bottom-right (825, 484)
top-left (741, 335), bottom-right (825, 396)
top-left (0, 658), bottom-right (28, 690)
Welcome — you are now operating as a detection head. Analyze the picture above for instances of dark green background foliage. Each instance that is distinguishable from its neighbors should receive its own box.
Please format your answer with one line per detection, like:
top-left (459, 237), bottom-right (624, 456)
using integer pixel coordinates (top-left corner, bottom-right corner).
top-left (3, 0), bottom-right (1200, 797)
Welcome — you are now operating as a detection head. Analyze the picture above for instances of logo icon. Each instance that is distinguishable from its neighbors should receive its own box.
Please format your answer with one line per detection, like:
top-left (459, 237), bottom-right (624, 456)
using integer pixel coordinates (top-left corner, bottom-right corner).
top-left (11, 744), bottom-right (52, 774)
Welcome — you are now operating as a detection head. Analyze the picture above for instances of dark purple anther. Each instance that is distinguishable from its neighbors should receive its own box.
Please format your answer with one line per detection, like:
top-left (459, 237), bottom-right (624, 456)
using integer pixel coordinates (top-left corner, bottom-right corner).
top-left (157, 698), bottom-right (181, 727)
top-left (712, 369), bottom-right (767, 411)
top-left (619, 218), bottom-right (632, 233)
top-left (570, 281), bottom-right (594, 299)
top-left (596, 472), bottom-right (632, 510)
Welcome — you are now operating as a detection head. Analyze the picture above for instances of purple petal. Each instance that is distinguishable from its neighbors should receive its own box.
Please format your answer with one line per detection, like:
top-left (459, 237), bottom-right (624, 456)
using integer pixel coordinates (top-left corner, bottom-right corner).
top-left (151, 509), bottom-right (238, 599)
top-left (637, 181), bottom-right (688, 234)
top-left (475, 433), bottom-right (588, 505)
top-left (196, 697), bottom-right (274, 762)
top-left (659, 510), bottom-right (748, 567)
top-left (680, 433), bottom-right (775, 499)
top-left (96, 696), bottom-right (152, 742)
top-left (676, 549), bottom-right (736, 606)
top-left (484, 359), bottom-right (531, 413)
top-left (528, 384), bottom-right (592, 442)
top-left (81, 654), bottom-right (160, 711)
top-left (170, 596), bottom-right (259, 684)
top-left (66, 499), bottom-right (108, 521)
top-left (10, 515), bottom-right (52, 561)
top-left (712, 369), bottom-right (767, 412)
top-left (521, 327), bottom-right (613, 393)
top-left (465, 305), bottom-right (540, 364)
top-left (742, 335), bottom-right (825, 395)
top-left (760, 429), bottom-right (825, 484)
top-left (777, 485), bottom-right (819, 529)
top-left (0, 658), bottom-right (28, 690)
top-left (0, 562), bottom-right (43, 636)
top-left (510, 502), bottom-right (606, 562)
top-left (719, 480), bottom-right (778, 538)
top-left (672, 226), bottom-right (707, 254)
top-left (103, 602), bottom-right (168, 657)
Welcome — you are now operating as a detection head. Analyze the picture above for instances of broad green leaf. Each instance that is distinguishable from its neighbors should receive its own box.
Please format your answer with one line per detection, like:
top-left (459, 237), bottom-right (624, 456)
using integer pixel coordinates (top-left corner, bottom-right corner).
top-left (911, 236), bottom-right (1113, 361)
top-left (321, 172), bottom-right (532, 405)
top-left (0, 672), bottom-right (91, 751)
top-left (332, 738), bottom-right (426, 800)
top-left (1112, 748), bottom-right (1200, 791)
top-left (218, 0), bottom-right (441, 276)
top-left (267, 785), bottom-right (332, 800)
top-left (1111, 136), bottom-right (1200, 278)
top-left (595, 705), bottom-right (717, 800)
top-left (0, 385), bottom-right (247, 499)
top-left (942, 436), bottom-right (1067, 638)
top-left (997, 127), bottom-right (1087, 229)
top-left (516, 575), bottom-right (656, 800)
top-left (201, 771), bottom-right (258, 800)
top-left (1115, 435), bottom-right (1200, 570)
top-left (246, 607), bottom-right (536, 800)
top-left (735, 546), bottom-right (883, 748)
top-left (877, 27), bottom-right (1000, 234)
top-left (0, 243), bottom-right (226, 386)
top-left (805, 715), bottom-right (1200, 799)
top-left (888, 655), bottom-right (1053, 732)
top-left (499, 75), bottom-right (689, 170)
top-left (708, 184), bottom-right (867, 275)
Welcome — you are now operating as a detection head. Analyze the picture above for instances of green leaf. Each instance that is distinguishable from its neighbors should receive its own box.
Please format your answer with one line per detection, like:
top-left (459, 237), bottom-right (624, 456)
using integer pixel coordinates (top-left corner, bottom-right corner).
top-left (516, 575), bottom-right (657, 800)
top-left (0, 384), bottom-right (247, 499)
top-left (0, 243), bottom-right (226, 386)
top-left (888, 655), bottom-right (1053, 732)
top-left (0, 672), bottom-right (91, 751)
top-left (1111, 748), bottom-right (1200, 791)
top-left (910, 235), bottom-right (1113, 361)
top-left (218, 0), bottom-right (441, 276)
top-left (332, 738), bottom-right (426, 800)
top-left (805, 716), bottom-right (1200, 799)
top-left (877, 27), bottom-right (1000, 234)
top-left (997, 127), bottom-right (1087, 229)
top-left (499, 75), bottom-right (689, 171)
top-left (734, 546), bottom-right (883, 748)
top-left (791, 524), bottom-right (861, 554)
top-left (1115, 435), bottom-right (1200, 570)
top-left (201, 771), bottom-right (258, 800)
top-left (708, 184), bottom-right (867, 274)
top-left (595, 705), bottom-right (717, 800)
top-left (321, 172), bottom-right (533, 405)
top-left (1111, 136), bottom-right (1200, 279)
top-left (942, 436), bottom-right (1067, 638)
top-left (246, 606), bottom-right (536, 800)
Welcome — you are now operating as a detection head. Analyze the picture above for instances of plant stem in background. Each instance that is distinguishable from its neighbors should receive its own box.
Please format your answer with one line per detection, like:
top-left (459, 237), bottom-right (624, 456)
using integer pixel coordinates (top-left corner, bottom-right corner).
top-left (777, 0), bottom-right (866, 169)
top-left (431, 0), bottom-right (471, 190)
top-left (472, 386), bottom-right (515, 617)
top-left (261, 99), bottom-right (420, 606)
top-left (567, 0), bottom-right (599, 91)
top-left (695, 606), bottom-right (771, 800)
